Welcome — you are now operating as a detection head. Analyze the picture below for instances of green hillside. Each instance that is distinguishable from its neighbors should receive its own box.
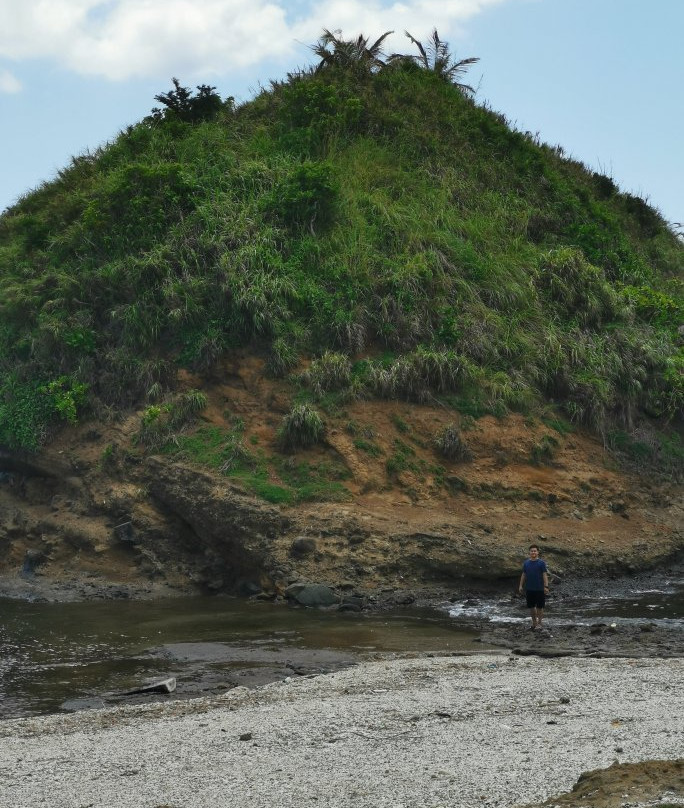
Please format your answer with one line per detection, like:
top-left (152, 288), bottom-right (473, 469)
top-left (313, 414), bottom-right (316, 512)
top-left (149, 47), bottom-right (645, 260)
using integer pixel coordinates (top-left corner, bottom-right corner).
top-left (1, 31), bottom-right (682, 469)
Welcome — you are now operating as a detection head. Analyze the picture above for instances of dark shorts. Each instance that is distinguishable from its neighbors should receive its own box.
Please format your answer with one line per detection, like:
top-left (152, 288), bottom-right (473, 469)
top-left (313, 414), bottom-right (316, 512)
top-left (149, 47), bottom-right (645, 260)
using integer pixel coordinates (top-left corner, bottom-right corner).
top-left (526, 591), bottom-right (546, 609)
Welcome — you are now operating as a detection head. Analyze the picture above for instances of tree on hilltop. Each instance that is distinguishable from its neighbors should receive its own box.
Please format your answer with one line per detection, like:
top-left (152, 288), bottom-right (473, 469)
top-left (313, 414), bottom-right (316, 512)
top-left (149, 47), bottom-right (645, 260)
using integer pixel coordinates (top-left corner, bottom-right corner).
top-left (312, 29), bottom-right (394, 75)
top-left (151, 78), bottom-right (225, 123)
top-left (395, 29), bottom-right (480, 93)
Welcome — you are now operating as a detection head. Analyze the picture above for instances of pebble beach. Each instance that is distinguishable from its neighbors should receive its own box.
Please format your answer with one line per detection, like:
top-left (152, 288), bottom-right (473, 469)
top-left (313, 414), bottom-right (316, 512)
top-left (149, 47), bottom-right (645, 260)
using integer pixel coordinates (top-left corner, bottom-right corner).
top-left (1, 653), bottom-right (682, 808)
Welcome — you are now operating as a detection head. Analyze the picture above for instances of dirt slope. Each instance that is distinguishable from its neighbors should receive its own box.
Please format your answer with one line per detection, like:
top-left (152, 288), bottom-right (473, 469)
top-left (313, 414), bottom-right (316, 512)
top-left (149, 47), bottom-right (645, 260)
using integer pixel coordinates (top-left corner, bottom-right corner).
top-left (0, 354), bottom-right (682, 600)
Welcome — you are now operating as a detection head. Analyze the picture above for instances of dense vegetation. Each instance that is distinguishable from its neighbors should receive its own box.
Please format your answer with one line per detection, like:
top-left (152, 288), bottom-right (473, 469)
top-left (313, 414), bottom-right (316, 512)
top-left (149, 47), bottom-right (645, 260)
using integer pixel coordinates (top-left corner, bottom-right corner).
top-left (0, 31), bottom-right (682, 475)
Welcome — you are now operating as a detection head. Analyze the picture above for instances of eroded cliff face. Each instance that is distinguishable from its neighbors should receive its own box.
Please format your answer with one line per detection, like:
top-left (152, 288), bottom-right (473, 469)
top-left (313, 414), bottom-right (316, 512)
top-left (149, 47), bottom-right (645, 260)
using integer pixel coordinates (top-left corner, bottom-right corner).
top-left (0, 357), bottom-right (682, 601)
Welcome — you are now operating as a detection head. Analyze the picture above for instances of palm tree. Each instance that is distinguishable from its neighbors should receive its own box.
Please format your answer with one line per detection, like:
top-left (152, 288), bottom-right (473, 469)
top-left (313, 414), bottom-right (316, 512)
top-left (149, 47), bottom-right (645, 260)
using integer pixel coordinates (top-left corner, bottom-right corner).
top-left (311, 29), bottom-right (393, 75)
top-left (397, 29), bottom-right (480, 94)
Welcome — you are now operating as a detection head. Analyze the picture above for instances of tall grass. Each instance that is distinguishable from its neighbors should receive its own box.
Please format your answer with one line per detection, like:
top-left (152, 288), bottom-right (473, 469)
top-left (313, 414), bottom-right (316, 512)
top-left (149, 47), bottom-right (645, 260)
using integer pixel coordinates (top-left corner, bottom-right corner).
top-left (0, 52), bottom-right (681, 456)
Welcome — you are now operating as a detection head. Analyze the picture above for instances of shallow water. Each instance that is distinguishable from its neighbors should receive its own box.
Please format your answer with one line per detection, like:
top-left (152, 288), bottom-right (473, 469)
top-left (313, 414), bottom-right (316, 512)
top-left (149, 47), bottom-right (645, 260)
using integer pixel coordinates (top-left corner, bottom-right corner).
top-left (2, 572), bottom-right (683, 720)
top-left (0, 597), bottom-right (480, 719)
top-left (447, 571), bottom-right (684, 627)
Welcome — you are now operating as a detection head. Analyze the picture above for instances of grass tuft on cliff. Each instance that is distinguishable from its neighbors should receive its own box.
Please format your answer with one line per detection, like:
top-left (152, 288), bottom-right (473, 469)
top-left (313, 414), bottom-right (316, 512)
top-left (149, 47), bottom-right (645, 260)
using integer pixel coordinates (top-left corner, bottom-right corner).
top-left (0, 35), bottom-right (682, 473)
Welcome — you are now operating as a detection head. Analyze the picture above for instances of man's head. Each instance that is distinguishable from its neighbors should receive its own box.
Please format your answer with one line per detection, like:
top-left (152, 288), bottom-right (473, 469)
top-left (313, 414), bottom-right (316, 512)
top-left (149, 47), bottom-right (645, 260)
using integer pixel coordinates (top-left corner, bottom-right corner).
top-left (528, 544), bottom-right (540, 558)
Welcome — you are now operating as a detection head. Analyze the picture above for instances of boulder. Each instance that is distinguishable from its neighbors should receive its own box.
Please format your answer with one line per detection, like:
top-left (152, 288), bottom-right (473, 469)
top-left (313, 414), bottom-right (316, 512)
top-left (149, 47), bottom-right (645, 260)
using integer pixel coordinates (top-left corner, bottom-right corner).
top-left (289, 537), bottom-right (317, 558)
top-left (286, 583), bottom-right (339, 607)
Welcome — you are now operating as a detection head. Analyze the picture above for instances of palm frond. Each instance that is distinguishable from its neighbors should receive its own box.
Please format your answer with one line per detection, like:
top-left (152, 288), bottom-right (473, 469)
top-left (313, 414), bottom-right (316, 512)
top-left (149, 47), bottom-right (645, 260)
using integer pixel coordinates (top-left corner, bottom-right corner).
top-left (400, 29), bottom-right (480, 93)
top-left (310, 28), bottom-right (393, 73)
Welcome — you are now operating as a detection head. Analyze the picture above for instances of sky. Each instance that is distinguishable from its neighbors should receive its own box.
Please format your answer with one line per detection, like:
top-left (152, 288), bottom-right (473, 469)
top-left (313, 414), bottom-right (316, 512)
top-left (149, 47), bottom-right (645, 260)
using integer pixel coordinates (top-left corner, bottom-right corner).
top-left (1, 0), bottom-right (682, 229)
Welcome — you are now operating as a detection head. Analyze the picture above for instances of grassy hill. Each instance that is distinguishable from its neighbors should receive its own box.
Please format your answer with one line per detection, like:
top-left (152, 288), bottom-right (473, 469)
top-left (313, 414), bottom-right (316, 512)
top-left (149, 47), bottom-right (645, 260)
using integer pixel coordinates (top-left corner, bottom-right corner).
top-left (1, 31), bottom-right (682, 477)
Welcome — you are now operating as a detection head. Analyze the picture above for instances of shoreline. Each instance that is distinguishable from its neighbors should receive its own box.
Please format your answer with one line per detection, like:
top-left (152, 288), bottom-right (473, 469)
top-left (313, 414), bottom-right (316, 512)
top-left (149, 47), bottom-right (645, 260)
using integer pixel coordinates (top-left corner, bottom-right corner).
top-left (2, 554), bottom-right (682, 605)
top-left (1, 654), bottom-right (682, 808)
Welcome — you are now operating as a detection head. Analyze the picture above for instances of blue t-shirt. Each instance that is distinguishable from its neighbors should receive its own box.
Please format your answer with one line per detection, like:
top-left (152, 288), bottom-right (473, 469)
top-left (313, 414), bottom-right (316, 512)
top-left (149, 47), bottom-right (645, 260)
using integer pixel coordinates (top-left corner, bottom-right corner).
top-left (523, 558), bottom-right (548, 591)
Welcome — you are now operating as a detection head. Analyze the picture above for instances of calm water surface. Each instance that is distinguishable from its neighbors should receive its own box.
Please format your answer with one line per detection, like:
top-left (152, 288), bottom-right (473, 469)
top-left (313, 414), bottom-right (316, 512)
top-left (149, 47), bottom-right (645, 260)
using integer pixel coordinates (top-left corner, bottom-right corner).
top-left (2, 574), bottom-right (682, 720)
top-left (0, 597), bottom-right (480, 719)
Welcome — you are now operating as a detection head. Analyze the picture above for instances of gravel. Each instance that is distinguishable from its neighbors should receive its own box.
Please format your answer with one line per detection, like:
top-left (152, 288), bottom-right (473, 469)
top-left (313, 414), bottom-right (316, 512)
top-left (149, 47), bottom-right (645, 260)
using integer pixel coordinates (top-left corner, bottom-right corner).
top-left (0, 654), bottom-right (682, 808)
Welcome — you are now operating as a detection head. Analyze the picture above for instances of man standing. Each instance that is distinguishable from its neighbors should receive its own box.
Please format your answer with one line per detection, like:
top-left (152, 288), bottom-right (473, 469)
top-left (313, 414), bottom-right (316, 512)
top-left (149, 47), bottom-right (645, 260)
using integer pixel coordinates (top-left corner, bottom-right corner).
top-left (518, 544), bottom-right (549, 630)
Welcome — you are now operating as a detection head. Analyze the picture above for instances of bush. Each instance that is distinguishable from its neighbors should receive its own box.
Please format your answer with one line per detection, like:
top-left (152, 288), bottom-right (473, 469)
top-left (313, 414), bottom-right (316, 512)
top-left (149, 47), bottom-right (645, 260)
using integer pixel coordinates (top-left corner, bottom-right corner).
top-left (530, 434), bottom-right (559, 465)
top-left (368, 348), bottom-right (469, 402)
top-left (621, 192), bottom-right (664, 238)
top-left (277, 403), bottom-right (325, 451)
top-left (434, 423), bottom-right (471, 461)
top-left (151, 78), bottom-right (225, 123)
top-left (0, 375), bottom-right (52, 449)
top-left (136, 389), bottom-right (207, 448)
top-left (79, 162), bottom-right (196, 254)
top-left (263, 161), bottom-right (338, 231)
top-left (39, 376), bottom-right (89, 424)
top-left (301, 351), bottom-right (352, 396)
top-left (621, 285), bottom-right (683, 331)
top-left (592, 172), bottom-right (617, 199)
top-left (535, 247), bottom-right (621, 327)
top-left (168, 389), bottom-right (208, 427)
top-left (267, 338), bottom-right (300, 378)
top-left (277, 79), bottom-right (363, 154)
top-left (219, 439), bottom-right (255, 473)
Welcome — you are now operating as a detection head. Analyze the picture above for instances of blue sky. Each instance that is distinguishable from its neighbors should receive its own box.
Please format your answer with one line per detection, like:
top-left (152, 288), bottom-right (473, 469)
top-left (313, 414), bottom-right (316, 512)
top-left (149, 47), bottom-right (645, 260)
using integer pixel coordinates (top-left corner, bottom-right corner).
top-left (1, 0), bottom-right (682, 229)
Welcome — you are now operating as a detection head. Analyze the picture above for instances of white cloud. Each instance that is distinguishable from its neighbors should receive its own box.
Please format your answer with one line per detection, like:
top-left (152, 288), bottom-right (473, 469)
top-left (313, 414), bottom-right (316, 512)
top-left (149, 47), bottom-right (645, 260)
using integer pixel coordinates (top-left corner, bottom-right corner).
top-left (291, 0), bottom-right (506, 56)
top-left (0, 0), bottom-right (508, 81)
top-left (0, 68), bottom-right (21, 93)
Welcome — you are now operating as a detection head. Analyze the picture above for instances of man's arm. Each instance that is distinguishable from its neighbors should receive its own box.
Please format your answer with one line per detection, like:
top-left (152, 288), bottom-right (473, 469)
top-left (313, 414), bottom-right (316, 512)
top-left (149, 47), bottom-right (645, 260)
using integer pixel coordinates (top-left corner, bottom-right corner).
top-left (543, 569), bottom-right (549, 591)
top-left (518, 571), bottom-right (526, 593)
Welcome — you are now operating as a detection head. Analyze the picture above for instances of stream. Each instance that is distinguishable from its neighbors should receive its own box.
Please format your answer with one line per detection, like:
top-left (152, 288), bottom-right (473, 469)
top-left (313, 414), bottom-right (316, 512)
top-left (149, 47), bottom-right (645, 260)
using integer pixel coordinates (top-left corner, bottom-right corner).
top-left (1, 569), bottom-right (682, 720)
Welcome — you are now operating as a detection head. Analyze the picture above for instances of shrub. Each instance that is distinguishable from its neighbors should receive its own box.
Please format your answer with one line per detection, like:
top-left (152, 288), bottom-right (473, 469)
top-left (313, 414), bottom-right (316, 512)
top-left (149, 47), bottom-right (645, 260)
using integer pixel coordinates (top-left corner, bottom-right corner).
top-left (0, 375), bottom-right (52, 449)
top-left (267, 338), bottom-right (299, 378)
top-left (136, 389), bottom-right (207, 448)
top-left (658, 352), bottom-right (684, 420)
top-left (368, 348), bottom-right (468, 401)
top-left (535, 247), bottom-right (621, 327)
top-left (79, 162), bottom-right (196, 254)
top-left (621, 285), bottom-right (683, 331)
top-left (263, 161), bottom-right (338, 231)
top-left (541, 416), bottom-right (574, 435)
top-left (621, 192), bottom-right (664, 238)
top-left (151, 78), bottom-right (225, 123)
top-left (434, 423), bottom-right (471, 461)
top-left (301, 351), bottom-right (352, 396)
top-left (277, 79), bottom-right (363, 154)
top-left (137, 405), bottom-right (165, 447)
top-left (277, 403), bottom-right (325, 451)
top-left (530, 434), bottom-right (559, 465)
top-left (219, 439), bottom-right (256, 473)
top-left (592, 172), bottom-right (617, 199)
top-left (391, 413), bottom-right (410, 433)
top-left (385, 438), bottom-right (422, 479)
top-left (40, 376), bottom-right (89, 425)
top-left (168, 389), bottom-right (208, 427)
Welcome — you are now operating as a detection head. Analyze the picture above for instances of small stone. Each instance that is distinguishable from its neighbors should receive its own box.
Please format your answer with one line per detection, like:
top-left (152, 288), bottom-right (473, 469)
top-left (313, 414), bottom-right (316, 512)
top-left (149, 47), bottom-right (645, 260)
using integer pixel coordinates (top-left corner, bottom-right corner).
top-left (239, 732), bottom-right (253, 741)
top-left (289, 537), bottom-right (316, 558)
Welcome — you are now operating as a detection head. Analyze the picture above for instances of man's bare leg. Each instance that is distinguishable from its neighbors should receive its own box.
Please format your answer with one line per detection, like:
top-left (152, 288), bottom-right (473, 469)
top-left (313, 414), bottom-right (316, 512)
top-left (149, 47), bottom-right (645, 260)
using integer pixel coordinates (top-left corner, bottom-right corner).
top-left (530, 607), bottom-right (543, 628)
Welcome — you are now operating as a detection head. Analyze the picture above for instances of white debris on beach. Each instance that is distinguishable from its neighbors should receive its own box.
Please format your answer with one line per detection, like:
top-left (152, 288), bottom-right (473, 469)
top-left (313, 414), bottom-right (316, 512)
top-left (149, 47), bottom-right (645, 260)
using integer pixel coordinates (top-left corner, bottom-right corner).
top-left (0, 654), bottom-right (682, 808)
